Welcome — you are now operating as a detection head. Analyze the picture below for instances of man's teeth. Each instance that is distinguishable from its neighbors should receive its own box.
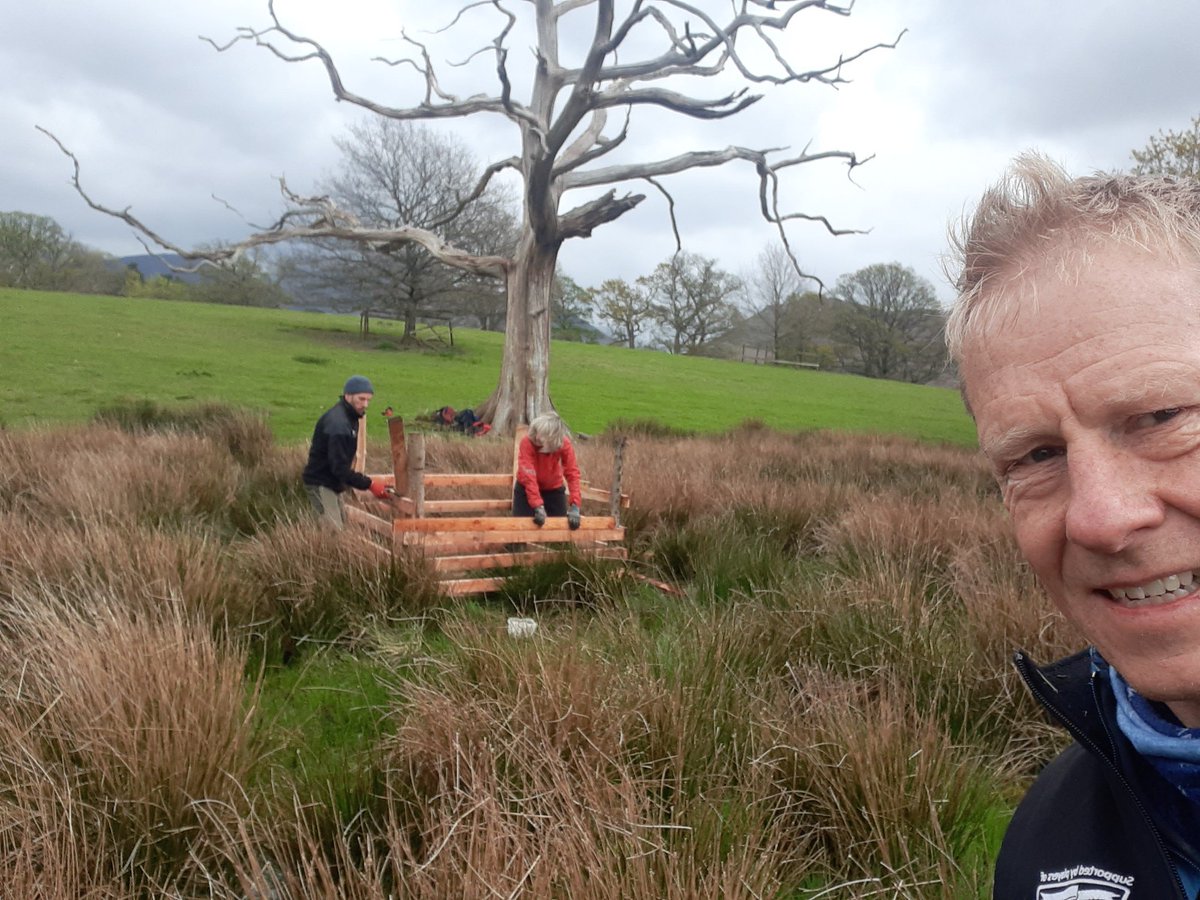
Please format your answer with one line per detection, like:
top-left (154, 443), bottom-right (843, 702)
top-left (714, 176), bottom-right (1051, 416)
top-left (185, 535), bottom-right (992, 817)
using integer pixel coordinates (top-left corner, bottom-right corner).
top-left (1109, 570), bottom-right (1196, 602)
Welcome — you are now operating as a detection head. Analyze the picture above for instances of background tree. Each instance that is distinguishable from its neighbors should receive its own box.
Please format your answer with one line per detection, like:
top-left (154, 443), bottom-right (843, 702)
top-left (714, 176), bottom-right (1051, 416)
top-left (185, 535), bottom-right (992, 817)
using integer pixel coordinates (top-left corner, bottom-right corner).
top-left (0, 211), bottom-right (123, 294)
top-left (1132, 113), bottom-right (1200, 178)
top-left (0, 211), bottom-right (76, 288)
top-left (283, 118), bottom-right (517, 339)
top-left (592, 277), bottom-right (651, 349)
top-left (743, 243), bottom-right (805, 360)
top-left (48, 2), bottom-right (898, 432)
top-left (550, 272), bottom-right (596, 341)
top-left (641, 252), bottom-right (741, 355)
top-left (189, 247), bottom-right (290, 307)
top-left (779, 290), bottom-right (833, 362)
top-left (831, 262), bottom-right (946, 383)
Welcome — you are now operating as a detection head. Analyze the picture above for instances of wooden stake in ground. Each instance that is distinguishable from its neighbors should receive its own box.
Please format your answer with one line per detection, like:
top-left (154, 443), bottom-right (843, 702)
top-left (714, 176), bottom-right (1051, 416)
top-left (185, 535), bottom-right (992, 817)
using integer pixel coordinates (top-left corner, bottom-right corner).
top-left (510, 424), bottom-right (529, 502)
top-left (407, 434), bottom-right (426, 518)
top-left (389, 416), bottom-right (408, 500)
top-left (354, 411), bottom-right (367, 474)
top-left (610, 436), bottom-right (627, 527)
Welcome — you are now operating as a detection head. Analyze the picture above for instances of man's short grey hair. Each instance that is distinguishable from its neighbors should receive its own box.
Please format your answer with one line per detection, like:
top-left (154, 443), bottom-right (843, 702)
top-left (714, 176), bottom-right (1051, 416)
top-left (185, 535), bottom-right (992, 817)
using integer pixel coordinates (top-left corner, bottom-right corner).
top-left (528, 412), bottom-right (568, 452)
top-left (946, 151), bottom-right (1200, 362)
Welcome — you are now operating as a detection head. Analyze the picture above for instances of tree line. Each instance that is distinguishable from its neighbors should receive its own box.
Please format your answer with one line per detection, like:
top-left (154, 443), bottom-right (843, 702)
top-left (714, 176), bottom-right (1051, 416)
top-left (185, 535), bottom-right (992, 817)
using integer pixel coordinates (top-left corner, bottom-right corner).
top-left (0, 209), bottom-right (290, 308)
top-left (17, 108), bottom-right (1196, 386)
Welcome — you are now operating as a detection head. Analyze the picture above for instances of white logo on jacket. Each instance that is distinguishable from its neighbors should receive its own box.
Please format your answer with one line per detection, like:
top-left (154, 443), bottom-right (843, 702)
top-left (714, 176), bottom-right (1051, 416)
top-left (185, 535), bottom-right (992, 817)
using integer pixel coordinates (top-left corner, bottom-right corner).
top-left (1036, 874), bottom-right (1132, 899)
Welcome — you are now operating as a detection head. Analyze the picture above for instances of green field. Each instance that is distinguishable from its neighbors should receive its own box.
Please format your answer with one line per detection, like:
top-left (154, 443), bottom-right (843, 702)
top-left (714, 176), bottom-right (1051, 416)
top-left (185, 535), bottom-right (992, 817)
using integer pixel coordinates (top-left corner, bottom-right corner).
top-left (0, 288), bottom-right (974, 446)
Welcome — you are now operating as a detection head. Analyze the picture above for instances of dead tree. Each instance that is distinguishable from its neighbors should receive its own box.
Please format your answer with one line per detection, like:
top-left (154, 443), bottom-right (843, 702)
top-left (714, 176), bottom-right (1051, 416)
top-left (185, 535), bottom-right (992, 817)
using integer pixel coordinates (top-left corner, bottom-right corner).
top-left (45, 0), bottom-right (901, 434)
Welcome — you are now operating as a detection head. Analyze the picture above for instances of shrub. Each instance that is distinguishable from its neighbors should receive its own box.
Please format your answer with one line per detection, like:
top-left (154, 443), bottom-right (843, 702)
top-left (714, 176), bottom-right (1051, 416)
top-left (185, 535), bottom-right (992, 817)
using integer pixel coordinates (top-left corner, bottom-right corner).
top-left (92, 399), bottom-right (273, 466)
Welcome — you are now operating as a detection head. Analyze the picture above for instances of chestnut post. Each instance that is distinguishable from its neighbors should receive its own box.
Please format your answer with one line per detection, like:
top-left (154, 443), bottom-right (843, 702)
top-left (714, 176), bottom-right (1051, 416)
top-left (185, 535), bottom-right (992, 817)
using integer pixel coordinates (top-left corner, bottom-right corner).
top-left (389, 417), bottom-right (408, 501)
top-left (510, 424), bottom-right (528, 511)
top-left (354, 414), bottom-right (367, 474)
top-left (609, 436), bottom-right (627, 526)
top-left (407, 433), bottom-right (426, 518)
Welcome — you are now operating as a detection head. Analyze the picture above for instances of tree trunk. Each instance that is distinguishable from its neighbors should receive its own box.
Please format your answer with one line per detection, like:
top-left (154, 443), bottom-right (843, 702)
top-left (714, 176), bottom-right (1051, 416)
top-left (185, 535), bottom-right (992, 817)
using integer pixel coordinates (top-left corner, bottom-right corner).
top-left (402, 293), bottom-right (418, 340)
top-left (478, 230), bottom-right (559, 433)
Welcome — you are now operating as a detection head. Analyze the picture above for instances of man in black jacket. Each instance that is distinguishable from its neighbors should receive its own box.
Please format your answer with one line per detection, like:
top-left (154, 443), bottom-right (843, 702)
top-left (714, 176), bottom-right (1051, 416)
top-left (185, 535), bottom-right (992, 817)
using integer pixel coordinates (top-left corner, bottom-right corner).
top-left (302, 375), bottom-right (390, 529)
top-left (948, 155), bottom-right (1200, 899)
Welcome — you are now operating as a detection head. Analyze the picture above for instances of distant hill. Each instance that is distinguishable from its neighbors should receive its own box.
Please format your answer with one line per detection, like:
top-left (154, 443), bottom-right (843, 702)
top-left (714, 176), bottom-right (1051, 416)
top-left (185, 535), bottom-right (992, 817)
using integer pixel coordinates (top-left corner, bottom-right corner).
top-left (116, 254), bottom-right (204, 284)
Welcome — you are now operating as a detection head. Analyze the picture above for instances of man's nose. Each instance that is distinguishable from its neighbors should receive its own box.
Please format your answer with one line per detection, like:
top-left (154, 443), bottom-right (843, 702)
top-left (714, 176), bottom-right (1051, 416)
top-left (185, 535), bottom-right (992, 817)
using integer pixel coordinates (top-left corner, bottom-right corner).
top-left (1064, 447), bottom-right (1163, 553)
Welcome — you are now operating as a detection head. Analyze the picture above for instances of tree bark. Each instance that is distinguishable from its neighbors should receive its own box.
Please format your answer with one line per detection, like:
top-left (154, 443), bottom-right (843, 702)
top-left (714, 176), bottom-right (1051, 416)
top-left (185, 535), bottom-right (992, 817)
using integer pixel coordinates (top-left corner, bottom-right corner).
top-left (477, 229), bottom-right (560, 433)
top-left (403, 298), bottom-right (417, 341)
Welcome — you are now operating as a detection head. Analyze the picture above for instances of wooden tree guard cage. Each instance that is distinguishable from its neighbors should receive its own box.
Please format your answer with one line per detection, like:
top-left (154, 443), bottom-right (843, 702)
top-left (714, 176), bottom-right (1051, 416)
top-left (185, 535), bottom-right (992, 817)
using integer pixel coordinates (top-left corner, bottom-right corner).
top-left (345, 416), bottom-right (631, 596)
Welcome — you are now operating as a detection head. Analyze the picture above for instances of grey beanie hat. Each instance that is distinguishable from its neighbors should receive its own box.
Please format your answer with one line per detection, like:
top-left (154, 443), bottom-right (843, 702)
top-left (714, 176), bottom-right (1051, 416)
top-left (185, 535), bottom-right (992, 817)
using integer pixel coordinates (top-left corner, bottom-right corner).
top-left (343, 375), bottom-right (375, 395)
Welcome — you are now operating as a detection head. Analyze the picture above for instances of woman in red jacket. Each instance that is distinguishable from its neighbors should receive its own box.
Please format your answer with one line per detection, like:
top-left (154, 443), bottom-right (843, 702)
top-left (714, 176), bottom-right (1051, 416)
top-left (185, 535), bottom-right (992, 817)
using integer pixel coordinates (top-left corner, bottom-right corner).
top-left (513, 412), bottom-right (582, 529)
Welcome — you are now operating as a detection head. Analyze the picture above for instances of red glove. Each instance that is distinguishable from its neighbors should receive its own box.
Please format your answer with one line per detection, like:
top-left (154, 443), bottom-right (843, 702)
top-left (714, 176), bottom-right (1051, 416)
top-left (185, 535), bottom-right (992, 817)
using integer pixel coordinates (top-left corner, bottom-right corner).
top-left (368, 479), bottom-right (390, 499)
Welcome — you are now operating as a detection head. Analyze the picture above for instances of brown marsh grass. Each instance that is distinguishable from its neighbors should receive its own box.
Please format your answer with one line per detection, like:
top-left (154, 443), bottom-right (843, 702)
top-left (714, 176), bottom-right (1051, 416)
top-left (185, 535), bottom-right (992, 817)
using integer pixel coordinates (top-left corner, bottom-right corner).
top-left (0, 412), bottom-right (1078, 897)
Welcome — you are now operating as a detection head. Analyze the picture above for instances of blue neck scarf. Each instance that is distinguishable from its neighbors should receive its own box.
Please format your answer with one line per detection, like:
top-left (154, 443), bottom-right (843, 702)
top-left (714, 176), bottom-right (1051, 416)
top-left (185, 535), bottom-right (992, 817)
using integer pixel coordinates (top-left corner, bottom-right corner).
top-left (1109, 665), bottom-right (1200, 803)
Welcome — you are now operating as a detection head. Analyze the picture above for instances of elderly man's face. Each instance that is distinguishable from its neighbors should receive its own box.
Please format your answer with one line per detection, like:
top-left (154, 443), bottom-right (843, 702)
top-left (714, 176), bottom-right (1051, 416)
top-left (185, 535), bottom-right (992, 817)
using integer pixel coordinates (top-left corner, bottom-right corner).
top-left (962, 243), bottom-right (1200, 725)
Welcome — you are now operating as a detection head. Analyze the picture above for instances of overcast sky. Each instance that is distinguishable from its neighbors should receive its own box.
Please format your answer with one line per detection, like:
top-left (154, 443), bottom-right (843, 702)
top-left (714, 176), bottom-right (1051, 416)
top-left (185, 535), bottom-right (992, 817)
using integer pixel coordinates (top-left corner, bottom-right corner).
top-left (5, 0), bottom-right (1200, 303)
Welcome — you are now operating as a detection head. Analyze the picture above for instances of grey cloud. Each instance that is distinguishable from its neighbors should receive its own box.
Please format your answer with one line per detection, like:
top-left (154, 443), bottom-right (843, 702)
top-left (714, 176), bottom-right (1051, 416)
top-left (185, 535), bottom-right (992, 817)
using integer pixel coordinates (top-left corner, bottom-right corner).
top-left (3, 0), bottom-right (1198, 292)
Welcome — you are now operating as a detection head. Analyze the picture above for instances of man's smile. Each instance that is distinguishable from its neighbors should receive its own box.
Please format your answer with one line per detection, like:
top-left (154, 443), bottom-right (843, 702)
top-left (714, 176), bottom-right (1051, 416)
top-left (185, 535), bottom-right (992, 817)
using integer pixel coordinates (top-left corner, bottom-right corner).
top-left (1105, 568), bottom-right (1199, 606)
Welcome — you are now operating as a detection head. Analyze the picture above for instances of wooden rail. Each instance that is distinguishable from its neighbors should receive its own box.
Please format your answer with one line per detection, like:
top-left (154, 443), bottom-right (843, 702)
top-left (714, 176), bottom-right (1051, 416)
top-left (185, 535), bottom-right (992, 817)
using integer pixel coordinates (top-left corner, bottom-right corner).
top-left (345, 416), bottom-right (631, 595)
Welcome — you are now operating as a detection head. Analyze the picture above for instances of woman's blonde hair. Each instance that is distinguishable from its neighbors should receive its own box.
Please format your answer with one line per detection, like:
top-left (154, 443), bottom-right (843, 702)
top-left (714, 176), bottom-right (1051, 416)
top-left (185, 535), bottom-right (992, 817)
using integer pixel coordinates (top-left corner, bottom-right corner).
top-left (528, 412), bottom-right (568, 452)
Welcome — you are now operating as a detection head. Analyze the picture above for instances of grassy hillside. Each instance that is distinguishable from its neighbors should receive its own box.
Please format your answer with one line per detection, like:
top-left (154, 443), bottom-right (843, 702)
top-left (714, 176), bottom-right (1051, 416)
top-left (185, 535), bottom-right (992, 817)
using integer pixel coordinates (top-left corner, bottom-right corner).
top-left (0, 288), bottom-right (974, 446)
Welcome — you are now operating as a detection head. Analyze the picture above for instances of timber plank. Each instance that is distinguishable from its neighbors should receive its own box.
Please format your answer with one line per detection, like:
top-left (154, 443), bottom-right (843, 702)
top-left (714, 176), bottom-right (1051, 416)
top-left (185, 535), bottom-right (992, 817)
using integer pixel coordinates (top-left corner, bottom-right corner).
top-left (424, 473), bottom-right (512, 488)
top-left (579, 486), bottom-right (631, 509)
top-left (424, 499), bottom-right (513, 514)
top-left (403, 527), bottom-right (625, 548)
top-left (440, 576), bottom-right (508, 596)
top-left (432, 550), bottom-right (563, 572)
top-left (393, 516), bottom-right (617, 533)
top-left (432, 546), bottom-right (628, 573)
top-left (345, 505), bottom-right (392, 537)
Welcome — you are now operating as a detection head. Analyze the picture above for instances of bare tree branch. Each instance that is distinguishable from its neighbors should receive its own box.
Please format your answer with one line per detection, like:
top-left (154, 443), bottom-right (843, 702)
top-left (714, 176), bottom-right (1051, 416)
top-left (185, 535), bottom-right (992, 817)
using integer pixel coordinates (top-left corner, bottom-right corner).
top-left (643, 177), bottom-right (682, 253)
top-left (593, 85), bottom-right (759, 118)
top-left (564, 145), bottom-right (773, 189)
top-left (550, 0), bottom-right (598, 20)
top-left (558, 190), bottom-right (646, 240)
top-left (39, 127), bottom-right (509, 278)
top-left (552, 109), bottom-right (631, 177)
top-left (204, 0), bottom-right (545, 133)
top-left (558, 110), bottom-right (610, 170)
top-left (591, 1), bottom-right (902, 91)
top-left (428, 156), bottom-right (521, 230)
top-left (372, 32), bottom-right (463, 107)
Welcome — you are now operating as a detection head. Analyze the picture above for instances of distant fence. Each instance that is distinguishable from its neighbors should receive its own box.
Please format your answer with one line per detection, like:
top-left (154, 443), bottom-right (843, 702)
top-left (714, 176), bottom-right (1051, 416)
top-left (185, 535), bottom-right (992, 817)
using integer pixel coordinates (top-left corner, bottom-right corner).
top-left (740, 345), bottom-right (819, 369)
top-left (359, 309), bottom-right (454, 347)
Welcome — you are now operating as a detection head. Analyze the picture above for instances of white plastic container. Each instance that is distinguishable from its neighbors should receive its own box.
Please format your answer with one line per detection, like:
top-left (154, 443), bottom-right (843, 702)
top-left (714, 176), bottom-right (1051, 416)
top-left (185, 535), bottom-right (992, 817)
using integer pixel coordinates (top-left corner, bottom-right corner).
top-left (507, 617), bottom-right (538, 638)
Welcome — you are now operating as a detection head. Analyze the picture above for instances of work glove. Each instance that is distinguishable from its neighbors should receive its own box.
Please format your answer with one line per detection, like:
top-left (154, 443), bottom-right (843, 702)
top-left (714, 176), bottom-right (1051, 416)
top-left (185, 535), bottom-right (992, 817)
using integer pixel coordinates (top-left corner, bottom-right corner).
top-left (368, 479), bottom-right (390, 499)
top-left (566, 504), bottom-right (581, 530)
top-left (532, 505), bottom-right (547, 527)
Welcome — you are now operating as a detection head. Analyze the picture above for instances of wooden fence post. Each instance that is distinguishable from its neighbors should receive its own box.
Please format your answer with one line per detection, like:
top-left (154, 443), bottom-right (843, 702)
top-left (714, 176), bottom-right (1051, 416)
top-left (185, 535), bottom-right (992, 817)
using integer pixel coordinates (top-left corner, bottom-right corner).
top-left (389, 417), bottom-right (408, 501)
top-left (354, 414), bottom-right (367, 475)
top-left (510, 425), bottom-right (528, 510)
top-left (408, 434), bottom-right (426, 518)
top-left (610, 436), bottom-right (627, 526)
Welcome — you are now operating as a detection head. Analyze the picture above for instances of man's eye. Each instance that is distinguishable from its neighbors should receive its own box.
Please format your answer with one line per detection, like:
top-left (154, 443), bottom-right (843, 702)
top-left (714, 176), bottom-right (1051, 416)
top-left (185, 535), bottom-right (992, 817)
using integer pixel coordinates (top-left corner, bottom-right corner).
top-left (1026, 446), bottom-right (1062, 464)
top-left (1131, 407), bottom-right (1184, 428)
top-left (1000, 446), bottom-right (1062, 480)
